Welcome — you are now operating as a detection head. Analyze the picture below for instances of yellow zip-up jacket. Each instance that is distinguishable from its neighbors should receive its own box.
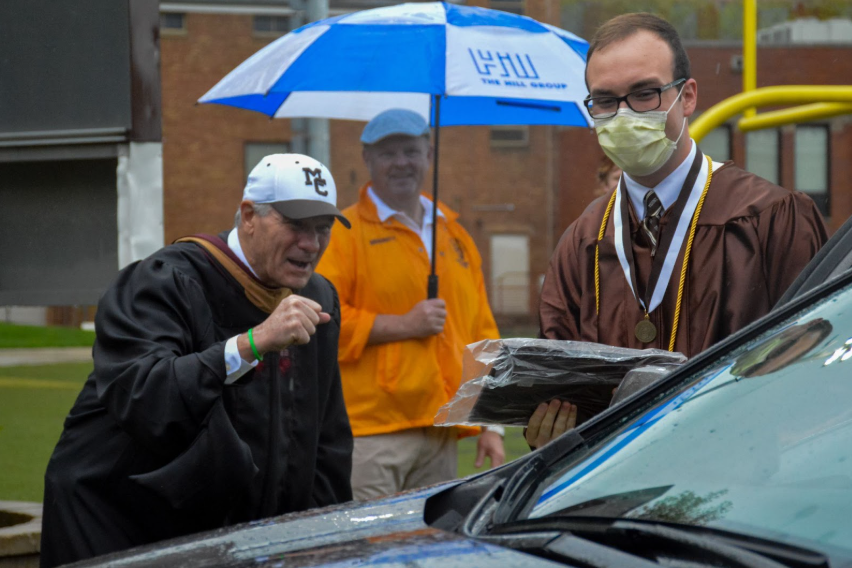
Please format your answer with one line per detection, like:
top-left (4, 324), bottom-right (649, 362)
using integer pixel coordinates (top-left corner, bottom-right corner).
top-left (317, 184), bottom-right (499, 438)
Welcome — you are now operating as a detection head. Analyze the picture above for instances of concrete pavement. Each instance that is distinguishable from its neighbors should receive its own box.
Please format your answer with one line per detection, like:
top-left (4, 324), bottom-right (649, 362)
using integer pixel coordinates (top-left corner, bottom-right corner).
top-left (0, 348), bottom-right (92, 367)
top-left (0, 350), bottom-right (90, 566)
top-left (0, 501), bottom-right (41, 566)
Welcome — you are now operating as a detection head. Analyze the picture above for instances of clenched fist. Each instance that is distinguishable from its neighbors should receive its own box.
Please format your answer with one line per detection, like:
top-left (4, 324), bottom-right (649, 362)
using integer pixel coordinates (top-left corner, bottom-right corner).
top-left (239, 295), bottom-right (330, 360)
top-left (404, 298), bottom-right (447, 338)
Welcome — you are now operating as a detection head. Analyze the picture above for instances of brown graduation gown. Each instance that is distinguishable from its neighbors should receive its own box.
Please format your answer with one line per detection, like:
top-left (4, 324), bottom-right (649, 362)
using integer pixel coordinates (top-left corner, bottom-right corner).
top-left (540, 161), bottom-right (828, 358)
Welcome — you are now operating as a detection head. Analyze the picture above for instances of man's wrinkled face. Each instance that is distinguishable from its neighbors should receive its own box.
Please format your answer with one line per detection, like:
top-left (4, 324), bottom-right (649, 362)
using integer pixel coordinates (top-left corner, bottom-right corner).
top-left (247, 207), bottom-right (334, 289)
top-left (362, 135), bottom-right (431, 205)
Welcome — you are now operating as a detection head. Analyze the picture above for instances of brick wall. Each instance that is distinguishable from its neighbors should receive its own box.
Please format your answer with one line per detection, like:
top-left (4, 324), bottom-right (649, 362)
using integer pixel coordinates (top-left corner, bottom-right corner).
top-left (557, 43), bottom-right (852, 237)
top-left (161, 9), bottom-right (852, 327)
top-left (161, 13), bottom-right (297, 242)
top-left (160, 2), bottom-right (564, 325)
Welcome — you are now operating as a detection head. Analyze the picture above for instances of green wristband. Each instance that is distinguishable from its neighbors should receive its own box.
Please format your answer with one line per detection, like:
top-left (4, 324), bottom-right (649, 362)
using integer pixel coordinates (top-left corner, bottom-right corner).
top-left (248, 328), bottom-right (263, 362)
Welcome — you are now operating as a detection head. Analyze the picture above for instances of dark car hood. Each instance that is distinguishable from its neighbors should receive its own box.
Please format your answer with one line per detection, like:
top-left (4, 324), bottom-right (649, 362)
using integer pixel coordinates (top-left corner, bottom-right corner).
top-left (70, 481), bottom-right (565, 568)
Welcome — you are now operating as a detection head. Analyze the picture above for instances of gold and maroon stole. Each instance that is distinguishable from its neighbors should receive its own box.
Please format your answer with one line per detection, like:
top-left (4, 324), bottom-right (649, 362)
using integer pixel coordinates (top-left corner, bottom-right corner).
top-left (174, 234), bottom-right (291, 314)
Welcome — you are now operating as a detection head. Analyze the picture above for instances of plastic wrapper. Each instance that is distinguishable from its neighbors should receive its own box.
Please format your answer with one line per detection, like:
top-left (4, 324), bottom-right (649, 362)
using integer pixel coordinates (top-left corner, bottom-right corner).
top-left (434, 338), bottom-right (686, 427)
top-left (609, 365), bottom-right (675, 406)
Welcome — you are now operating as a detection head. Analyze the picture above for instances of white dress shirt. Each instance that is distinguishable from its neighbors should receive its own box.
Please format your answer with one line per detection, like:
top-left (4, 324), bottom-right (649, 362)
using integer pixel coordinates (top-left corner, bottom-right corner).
top-left (223, 228), bottom-right (259, 384)
top-left (623, 140), bottom-right (697, 219)
top-left (368, 187), bottom-right (444, 259)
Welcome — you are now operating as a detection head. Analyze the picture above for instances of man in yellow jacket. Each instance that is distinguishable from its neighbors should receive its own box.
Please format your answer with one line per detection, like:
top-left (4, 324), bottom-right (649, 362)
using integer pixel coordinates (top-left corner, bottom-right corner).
top-left (317, 109), bottom-right (505, 500)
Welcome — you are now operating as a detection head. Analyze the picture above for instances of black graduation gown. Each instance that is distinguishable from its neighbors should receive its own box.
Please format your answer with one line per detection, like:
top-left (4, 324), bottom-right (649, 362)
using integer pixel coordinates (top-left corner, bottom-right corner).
top-left (39, 238), bottom-right (353, 567)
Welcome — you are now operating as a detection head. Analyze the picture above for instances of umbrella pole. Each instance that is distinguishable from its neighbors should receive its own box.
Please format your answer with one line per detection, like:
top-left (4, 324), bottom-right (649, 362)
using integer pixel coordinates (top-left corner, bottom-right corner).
top-left (427, 94), bottom-right (441, 299)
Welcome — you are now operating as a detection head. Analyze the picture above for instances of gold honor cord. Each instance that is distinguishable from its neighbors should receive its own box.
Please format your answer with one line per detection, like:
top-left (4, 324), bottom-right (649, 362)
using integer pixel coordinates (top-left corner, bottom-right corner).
top-left (595, 189), bottom-right (618, 315)
top-left (595, 155), bottom-right (714, 352)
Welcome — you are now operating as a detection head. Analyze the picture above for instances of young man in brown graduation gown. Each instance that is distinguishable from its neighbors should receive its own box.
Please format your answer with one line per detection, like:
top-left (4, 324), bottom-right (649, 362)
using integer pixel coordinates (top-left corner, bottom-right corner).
top-left (526, 13), bottom-right (827, 449)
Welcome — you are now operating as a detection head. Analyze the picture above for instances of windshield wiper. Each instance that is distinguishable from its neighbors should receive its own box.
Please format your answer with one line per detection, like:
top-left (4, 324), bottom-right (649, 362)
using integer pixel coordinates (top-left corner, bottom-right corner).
top-left (477, 529), bottom-right (665, 568)
top-left (486, 516), bottom-right (830, 568)
top-left (488, 430), bottom-right (587, 526)
top-left (490, 454), bottom-right (548, 526)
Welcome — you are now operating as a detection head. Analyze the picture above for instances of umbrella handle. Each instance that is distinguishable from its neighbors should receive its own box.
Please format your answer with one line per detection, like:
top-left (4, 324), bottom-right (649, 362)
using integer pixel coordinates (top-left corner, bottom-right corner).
top-left (427, 274), bottom-right (439, 299)
top-left (428, 94), bottom-right (441, 299)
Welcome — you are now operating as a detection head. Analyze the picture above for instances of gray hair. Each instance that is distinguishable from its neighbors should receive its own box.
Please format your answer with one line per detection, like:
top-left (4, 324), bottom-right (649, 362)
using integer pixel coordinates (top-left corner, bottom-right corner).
top-left (234, 202), bottom-right (274, 228)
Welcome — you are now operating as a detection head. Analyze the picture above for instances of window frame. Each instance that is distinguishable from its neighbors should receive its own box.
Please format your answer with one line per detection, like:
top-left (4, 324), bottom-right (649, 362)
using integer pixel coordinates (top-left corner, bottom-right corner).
top-left (794, 123), bottom-right (831, 218)
top-left (160, 12), bottom-right (187, 36)
top-left (490, 125), bottom-right (530, 149)
top-left (252, 14), bottom-right (291, 38)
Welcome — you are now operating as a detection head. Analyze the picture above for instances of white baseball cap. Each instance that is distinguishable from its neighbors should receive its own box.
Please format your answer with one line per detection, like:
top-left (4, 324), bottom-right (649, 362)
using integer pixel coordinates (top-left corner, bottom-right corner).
top-left (243, 154), bottom-right (350, 228)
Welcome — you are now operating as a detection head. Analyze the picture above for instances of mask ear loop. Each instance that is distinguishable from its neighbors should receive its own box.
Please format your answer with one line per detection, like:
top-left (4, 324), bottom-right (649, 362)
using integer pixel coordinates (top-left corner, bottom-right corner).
top-left (671, 117), bottom-right (687, 146)
top-left (666, 79), bottom-right (686, 144)
top-left (664, 82), bottom-right (686, 113)
top-left (666, 83), bottom-right (688, 146)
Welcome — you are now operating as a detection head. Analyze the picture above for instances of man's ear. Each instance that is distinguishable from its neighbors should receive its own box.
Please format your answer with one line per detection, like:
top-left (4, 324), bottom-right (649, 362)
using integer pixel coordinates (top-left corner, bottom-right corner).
top-left (240, 201), bottom-right (256, 232)
top-left (682, 78), bottom-right (698, 118)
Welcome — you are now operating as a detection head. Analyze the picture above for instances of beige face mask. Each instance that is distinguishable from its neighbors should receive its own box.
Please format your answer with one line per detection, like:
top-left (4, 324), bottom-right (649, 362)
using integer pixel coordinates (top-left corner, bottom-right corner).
top-left (593, 89), bottom-right (686, 177)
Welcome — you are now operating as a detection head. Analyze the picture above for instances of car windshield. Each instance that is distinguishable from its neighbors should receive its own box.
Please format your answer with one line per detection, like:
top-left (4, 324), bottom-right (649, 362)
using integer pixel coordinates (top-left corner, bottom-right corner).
top-left (526, 281), bottom-right (852, 555)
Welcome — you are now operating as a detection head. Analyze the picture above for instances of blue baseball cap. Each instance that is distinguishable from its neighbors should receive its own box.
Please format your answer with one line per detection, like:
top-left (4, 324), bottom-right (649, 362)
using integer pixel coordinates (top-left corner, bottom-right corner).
top-left (360, 109), bottom-right (431, 145)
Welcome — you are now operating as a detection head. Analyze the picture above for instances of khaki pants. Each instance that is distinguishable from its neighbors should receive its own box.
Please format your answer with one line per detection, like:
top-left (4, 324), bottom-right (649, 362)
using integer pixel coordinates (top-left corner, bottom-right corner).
top-left (350, 427), bottom-right (457, 501)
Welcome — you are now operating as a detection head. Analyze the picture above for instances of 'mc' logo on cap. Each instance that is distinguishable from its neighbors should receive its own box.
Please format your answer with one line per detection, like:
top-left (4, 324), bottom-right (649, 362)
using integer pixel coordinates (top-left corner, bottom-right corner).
top-left (303, 168), bottom-right (328, 196)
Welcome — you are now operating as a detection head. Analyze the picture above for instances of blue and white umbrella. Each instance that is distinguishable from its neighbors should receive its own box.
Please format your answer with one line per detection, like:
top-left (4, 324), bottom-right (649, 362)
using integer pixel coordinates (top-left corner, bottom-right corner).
top-left (199, 1), bottom-right (591, 127)
top-left (199, 1), bottom-right (591, 296)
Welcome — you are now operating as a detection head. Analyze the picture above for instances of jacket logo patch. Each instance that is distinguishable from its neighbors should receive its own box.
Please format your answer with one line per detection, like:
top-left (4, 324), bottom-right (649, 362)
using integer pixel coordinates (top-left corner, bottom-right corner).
top-left (369, 236), bottom-right (397, 245)
top-left (303, 168), bottom-right (328, 196)
top-left (452, 238), bottom-right (469, 268)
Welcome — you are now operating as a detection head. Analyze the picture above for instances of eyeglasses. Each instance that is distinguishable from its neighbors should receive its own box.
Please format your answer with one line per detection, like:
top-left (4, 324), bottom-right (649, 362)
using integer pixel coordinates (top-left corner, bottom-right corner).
top-left (584, 78), bottom-right (686, 119)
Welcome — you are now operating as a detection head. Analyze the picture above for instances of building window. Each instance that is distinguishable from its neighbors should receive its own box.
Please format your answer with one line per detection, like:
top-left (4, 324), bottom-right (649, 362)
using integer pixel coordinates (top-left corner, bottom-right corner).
top-left (698, 125), bottom-right (731, 162)
top-left (490, 0), bottom-right (524, 15)
top-left (253, 15), bottom-right (290, 37)
top-left (245, 143), bottom-right (290, 178)
top-left (490, 125), bottom-right (529, 148)
top-left (490, 234), bottom-right (529, 315)
top-left (795, 125), bottom-right (830, 217)
top-left (745, 129), bottom-right (779, 185)
top-left (160, 12), bottom-right (186, 34)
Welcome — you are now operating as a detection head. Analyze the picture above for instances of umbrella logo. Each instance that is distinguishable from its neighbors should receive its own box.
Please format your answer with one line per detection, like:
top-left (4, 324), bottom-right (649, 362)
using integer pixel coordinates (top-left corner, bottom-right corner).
top-left (302, 168), bottom-right (328, 196)
top-left (468, 49), bottom-right (539, 84)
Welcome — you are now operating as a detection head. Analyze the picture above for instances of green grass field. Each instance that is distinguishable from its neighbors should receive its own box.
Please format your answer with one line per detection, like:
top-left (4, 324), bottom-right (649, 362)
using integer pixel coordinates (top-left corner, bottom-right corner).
top-left (0, 362), bottom-right (91, 502)
top-left (0, 359), bottom-right (528, 502)
top-left (0, 321), bottom-right (533, 502)
top-left (458, 427), bottom-right (530, 478)
top-left (0, 322), bottom-right (95, 349)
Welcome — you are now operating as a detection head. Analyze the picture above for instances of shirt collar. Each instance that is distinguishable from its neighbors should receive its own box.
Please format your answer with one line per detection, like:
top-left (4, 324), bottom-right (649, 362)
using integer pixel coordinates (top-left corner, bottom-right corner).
top-left (367, 186), bottom-right (444, 227)
top-left (624, 139), bottom-right (697, 219)
top-left (227, 228), bottom-right (260, 279)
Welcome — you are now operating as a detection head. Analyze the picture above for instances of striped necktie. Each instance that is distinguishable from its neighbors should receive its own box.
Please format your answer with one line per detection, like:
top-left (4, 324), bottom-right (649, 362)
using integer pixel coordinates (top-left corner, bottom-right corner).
top-left (642, 190), bottom-right (664, 257)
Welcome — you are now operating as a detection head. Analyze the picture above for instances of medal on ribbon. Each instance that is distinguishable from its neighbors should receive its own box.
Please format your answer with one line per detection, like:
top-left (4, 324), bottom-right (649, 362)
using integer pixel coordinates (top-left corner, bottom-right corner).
top-left (613, 148), bottom-right (706, 344)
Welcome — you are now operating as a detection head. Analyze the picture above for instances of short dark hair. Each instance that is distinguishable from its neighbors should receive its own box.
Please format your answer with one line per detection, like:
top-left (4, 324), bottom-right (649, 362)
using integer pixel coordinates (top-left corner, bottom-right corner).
top-left (585, 13), bottom-right (691, 85)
